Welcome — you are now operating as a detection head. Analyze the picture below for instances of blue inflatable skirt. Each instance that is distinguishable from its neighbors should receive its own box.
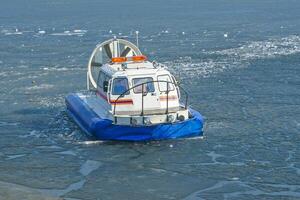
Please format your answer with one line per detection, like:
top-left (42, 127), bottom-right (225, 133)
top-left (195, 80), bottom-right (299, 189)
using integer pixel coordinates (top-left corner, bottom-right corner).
top-left (65, 94), bottom-right (204, 141)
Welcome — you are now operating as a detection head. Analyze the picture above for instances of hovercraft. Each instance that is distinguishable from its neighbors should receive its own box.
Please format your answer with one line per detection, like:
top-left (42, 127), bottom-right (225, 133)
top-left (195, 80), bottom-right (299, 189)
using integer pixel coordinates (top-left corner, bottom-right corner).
top-left (65, 38), bottom-right (204, 141)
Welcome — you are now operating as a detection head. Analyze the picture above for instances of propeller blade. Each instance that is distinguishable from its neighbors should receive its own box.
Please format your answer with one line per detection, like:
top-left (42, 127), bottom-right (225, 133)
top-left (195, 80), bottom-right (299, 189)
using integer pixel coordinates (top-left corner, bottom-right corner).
top-left (104, 44), bottom-right (112, 59)
top-left (120, 47), bottom-right (131, 57)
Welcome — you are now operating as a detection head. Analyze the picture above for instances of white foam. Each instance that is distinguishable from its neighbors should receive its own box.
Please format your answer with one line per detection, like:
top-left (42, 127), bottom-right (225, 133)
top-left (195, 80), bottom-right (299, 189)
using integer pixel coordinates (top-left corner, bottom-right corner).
top-left (184, 136), bottom-right (204, 140)
top-left (25, 84), bottom-right (54, 90)
top-left (34, 96), bottom-right (64, 108)
top-left (43, 66), bottom-right (84, 71)
top-left (50, 29), bottom-right (87, 36)
top-left (77, 140), bottom-right (106, 145)
top-left (43, 67), bottom-right (68, 71)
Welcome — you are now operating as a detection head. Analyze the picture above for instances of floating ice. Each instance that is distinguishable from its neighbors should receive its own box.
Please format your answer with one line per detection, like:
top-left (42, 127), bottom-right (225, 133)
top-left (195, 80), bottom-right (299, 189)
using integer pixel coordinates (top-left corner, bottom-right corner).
top-left (4, 29), bottom-right (23, 35)
top-left (213, 35), bottom-right (300, 60)
top-left (79, 160), bottom-right (102, 176)
top-left (207, 151), bottom-right (223, 163)
top-left (38, 30), bottom-right (46, 34)
top-left (56, 150), bottom-right (76, 156)
top-left (73, 29), bottom-right (87, 33)
top-left (38, 180), bottom-right (86, 197)
top-left (50, 29), bottom-right (86, 36)
top-left (165, 35), bottom-right (300, 79)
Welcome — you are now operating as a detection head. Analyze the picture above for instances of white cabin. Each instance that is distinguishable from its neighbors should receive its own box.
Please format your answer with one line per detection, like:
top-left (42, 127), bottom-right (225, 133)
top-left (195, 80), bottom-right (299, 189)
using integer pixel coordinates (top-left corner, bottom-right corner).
top-left (86, 38), bottom-right (189, 126)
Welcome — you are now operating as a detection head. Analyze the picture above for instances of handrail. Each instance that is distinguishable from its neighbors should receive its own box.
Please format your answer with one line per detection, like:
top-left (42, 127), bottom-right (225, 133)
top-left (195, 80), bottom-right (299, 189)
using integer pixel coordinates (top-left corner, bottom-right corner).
top-left (112, 80), bottom-right (189, 116)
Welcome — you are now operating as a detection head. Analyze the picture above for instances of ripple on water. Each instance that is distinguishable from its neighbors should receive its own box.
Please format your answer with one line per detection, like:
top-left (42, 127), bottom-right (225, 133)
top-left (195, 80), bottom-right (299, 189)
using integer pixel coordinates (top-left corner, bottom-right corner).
top-left (6, 154), bottom-right (26, 160)
top-left (18, 130), bottom-right (42, 138)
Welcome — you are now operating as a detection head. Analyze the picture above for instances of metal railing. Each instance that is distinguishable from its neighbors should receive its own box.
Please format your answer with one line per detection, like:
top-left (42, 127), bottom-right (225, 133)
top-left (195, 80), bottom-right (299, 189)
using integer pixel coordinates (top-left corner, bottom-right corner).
top-left (112, 80), bottom-right (189, 116)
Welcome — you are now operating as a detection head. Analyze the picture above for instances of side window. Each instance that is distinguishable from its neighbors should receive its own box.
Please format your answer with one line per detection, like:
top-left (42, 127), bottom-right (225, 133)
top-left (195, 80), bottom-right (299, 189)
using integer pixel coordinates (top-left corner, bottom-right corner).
top-left (157, 75), bottom-right (174, 92)
top-left (132, 77), bottom-right (155, 94)
top-left (112, 78), bottom-right (130, 95)
top-left (97, 72), bottom-right (105, 89)
top-left (97, 71), bottom-right (110, 92)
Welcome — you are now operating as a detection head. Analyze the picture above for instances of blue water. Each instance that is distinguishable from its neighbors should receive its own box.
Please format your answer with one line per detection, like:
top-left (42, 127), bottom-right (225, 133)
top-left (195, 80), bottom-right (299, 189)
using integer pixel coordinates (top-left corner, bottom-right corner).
top-left (1, 0), bottom-right (300, 199)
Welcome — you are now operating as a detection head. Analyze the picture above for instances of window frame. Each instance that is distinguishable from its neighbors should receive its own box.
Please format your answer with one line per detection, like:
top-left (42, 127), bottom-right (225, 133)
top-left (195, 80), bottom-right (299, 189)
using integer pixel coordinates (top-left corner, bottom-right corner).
top-left (111, 77), bottom-right (130, 95)
top-left (157, 74), bottom-right (175, 92)
top-left (132, 77), bottom-right (155, 94)
top-left (97, 71), bottom-right (111, 92)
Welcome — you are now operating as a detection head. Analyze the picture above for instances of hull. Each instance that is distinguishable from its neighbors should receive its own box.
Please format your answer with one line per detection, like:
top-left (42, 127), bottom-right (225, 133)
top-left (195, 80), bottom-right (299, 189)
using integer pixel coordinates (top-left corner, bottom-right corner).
top-left (65, 94), bottom-right (204, 141)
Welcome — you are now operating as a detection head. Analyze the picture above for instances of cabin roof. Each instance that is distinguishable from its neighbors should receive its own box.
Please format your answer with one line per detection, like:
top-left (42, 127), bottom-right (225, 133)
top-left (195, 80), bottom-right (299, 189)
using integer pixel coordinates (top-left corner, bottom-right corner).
top-left (101, 61), bottom-right (170, 77)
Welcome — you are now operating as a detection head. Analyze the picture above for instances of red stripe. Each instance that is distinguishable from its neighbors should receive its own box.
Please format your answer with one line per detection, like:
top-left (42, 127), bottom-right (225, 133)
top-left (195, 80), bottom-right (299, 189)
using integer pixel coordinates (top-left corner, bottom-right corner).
top-left (96, 90), bottom-right (108, 101)
top-left (109, 99), bottom-right (133, 104)
top-left (160, 95), bottom-right (178, 101)
top-left (96, 90), bottom-right (133, 105)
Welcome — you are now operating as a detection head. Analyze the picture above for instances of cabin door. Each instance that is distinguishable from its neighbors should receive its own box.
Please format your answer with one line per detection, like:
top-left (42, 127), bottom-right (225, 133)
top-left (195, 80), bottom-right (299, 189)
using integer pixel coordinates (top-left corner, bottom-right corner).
top-left (131, 77), bottom-right (161, 113)
top-left (157, 74), bottom-right (179, 110)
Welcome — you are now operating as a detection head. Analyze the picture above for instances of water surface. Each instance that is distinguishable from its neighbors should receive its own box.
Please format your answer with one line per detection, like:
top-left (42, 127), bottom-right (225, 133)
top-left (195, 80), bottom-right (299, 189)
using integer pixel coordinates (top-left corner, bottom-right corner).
top-left (0, 0), bottom-right (300, 199)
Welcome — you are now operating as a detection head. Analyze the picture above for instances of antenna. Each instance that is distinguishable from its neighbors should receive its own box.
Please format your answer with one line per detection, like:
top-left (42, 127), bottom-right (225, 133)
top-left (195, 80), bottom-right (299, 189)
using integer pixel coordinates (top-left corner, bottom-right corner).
top-left (135, 31), bottom-right (139, 48)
